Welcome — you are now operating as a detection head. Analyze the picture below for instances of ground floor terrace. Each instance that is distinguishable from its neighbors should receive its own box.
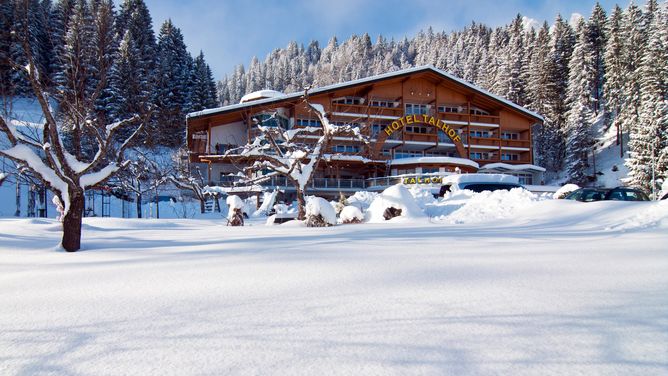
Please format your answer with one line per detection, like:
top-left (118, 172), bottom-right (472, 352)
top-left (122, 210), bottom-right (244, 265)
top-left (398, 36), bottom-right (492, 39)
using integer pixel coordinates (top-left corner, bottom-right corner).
top-left (198, 154), bottom-right (545, 199)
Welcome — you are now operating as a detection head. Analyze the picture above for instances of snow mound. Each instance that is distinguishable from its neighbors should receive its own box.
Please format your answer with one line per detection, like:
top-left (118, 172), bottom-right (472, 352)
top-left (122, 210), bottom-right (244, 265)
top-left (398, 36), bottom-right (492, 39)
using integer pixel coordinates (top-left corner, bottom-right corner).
top-left (339, 205), bottom-right (364, 223)
top-left (553, 184), bottom-right (580, 199)
top-left (438, 188), bottom-right (540, 224)
top-left (346, 191), bottom-right (378, 211)
top-left (365, 185), bottom-right (425, 222)
top-left (612, 200), bottom-right (668, 231)
top-left (253, 190), bottom-right (278, 217)
top-left (409, 186), bottom-right (437, 210)
top-left (305, 197), bottom-right (337, 225)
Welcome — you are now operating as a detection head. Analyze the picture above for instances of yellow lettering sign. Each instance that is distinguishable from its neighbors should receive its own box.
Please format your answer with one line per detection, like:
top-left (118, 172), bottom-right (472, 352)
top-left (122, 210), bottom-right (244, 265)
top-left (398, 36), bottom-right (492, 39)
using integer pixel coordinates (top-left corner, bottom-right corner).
top-left (382, 115), bottom-right (463, 145)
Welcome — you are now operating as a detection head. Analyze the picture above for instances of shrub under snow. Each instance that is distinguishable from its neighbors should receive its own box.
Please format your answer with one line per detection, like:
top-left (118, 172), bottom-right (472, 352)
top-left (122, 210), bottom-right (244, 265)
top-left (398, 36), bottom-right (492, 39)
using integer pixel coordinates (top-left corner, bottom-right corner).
top-left (365, 185), bottom-right (425, 222)
top-left (346, 191), bottom-right (378, 211)
top-left (226, 195), bottom-right (245, 226)
top-left (339, 205), bottom-right (364, 224)
top-left (305, 197), bottom-right (337, 227)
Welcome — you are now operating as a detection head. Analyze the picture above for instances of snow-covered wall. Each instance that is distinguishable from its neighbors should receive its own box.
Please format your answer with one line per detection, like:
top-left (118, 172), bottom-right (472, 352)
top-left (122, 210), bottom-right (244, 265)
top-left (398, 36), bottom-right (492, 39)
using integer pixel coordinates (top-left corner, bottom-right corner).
top-left (210, 122), bottom-right (247, 149)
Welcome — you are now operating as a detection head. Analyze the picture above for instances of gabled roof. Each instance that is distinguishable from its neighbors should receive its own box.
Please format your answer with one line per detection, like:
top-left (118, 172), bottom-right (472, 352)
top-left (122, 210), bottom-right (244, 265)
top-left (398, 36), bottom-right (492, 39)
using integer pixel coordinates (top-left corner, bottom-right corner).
top-left (187, 65), bottom-right (544, 122)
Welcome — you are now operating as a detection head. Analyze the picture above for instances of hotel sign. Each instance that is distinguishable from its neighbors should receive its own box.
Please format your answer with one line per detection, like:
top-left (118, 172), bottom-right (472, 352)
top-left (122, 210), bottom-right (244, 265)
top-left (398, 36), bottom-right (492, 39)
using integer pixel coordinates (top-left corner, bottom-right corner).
top-left (384, 114), bottom-right (462, 143)
top-left (402, 176), bottom-right (444, 184)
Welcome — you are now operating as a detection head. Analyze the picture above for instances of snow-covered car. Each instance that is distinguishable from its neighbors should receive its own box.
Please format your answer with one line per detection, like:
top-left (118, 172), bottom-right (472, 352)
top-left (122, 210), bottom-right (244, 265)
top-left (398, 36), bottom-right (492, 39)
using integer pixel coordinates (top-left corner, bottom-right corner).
top-left (564, 187), bottom-right (650, 202)
top-left (438, 173), bottom-right (524, 197)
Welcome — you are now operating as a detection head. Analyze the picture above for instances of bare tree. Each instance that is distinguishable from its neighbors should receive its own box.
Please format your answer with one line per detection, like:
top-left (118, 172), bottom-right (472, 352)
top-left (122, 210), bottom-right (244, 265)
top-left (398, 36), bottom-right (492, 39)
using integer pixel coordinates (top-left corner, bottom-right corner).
top-left (169, 165), bottom-right (217, 214)
top-left (114, 149), bottom-right (170, 218)
top-left (0, 3), bottom-right (147, 251)
top-left (222, 94), bottom-right (368, 219)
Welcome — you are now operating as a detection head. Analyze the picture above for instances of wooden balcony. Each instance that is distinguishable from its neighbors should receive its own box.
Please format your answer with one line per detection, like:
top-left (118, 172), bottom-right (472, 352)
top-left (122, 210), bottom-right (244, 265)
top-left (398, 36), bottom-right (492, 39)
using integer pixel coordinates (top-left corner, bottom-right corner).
top-left (440, 112), bottom-right (500, 125)
top-left (469, 137), bottom-right (500, 147)
top-left (500, 139), bottom-right (531, 148)
top-left (403, 132), bottom-right (437, 143)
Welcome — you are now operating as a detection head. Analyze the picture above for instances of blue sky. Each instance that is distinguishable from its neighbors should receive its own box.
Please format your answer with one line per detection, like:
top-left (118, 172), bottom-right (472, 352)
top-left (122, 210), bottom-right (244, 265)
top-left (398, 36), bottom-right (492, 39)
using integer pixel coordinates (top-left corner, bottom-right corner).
top-left (138, 0), bottom-right (623, 80)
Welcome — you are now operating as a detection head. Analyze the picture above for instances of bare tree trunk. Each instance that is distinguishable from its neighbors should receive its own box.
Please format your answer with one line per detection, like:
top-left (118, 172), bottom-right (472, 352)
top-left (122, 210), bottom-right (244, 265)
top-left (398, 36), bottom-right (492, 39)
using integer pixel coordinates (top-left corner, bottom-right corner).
top-left (200, 199), bottom-right (206, 214)
top-left (14, 176), bottom-right (20, 217)
top-left (295, 184), bottom-right (306, 220)
top-left (155, 187), bottom-right (159, 219)
top-left (62, 187), bottom-right (84, 252)
top-left (136, 192), bottom-right (142, 218)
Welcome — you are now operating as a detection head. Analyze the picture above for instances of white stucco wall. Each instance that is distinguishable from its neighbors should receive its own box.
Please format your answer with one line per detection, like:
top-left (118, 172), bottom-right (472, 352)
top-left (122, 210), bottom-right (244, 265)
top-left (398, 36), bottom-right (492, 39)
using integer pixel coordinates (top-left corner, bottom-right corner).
top-left (210, 121), bottom-right (247, 149)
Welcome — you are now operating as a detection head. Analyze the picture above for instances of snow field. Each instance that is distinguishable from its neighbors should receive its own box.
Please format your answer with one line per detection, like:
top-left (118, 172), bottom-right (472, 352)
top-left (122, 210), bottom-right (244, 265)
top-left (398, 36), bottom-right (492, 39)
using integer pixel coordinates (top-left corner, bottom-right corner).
top-left (0, 200), bottom-right (667, 375)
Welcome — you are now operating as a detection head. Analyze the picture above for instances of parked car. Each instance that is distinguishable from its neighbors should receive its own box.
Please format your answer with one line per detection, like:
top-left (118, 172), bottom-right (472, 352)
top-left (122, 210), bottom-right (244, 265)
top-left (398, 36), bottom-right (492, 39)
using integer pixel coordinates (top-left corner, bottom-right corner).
top-left (438, 173), bottom-right (525, 197)
top-left (564, 187), bottom-right (650, 202)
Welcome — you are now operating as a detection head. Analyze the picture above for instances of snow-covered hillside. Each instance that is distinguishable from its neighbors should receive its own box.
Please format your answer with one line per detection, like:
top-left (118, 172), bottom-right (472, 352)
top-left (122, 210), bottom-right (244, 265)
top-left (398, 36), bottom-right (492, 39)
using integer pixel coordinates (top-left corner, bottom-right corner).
top-left (1, 199), bottom-right (667, 375)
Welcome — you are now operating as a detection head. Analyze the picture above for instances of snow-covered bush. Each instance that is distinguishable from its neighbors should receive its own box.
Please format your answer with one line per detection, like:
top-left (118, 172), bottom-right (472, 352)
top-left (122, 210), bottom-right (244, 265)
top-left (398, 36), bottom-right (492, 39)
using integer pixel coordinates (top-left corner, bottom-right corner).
top-left (365, 185), bottom-right (425, 222)
top-left (553, 184), bottom-right (580, 199)
top-left (226, 195), bottom-right (245, 226)
top-left (347, 191), bottom-right (378, 211)
top-left (339, 205), bottom-right (364, 224)
top-left (305, 197), bottom-right (337, 227)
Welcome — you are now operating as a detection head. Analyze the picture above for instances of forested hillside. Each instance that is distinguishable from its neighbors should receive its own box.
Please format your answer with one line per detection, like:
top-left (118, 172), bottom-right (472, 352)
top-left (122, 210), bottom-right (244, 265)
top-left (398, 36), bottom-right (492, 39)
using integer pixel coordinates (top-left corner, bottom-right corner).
top-left (0, 0), bottom-right (218, 149)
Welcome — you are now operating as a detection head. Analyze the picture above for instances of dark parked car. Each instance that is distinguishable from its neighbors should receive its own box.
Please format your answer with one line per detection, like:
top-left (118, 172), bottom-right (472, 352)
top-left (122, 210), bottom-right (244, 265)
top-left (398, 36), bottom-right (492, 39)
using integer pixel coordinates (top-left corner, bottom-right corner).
top-left (564, 187), bottom-right (650, 202)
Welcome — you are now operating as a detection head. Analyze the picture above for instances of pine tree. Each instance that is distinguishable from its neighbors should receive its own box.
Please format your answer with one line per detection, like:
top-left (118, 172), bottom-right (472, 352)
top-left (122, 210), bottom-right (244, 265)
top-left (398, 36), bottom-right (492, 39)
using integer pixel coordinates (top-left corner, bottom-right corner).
top-left (53, 0), bottom-right (97, 158)
top-left (504, 14), bottom-right (528, 106)
top-left (88, 0), bottom-right (118, 126)
top-left (585, 2), bottom-right (607, 115)
top-left (114, 0), bottom-right (156, 120)
top-left (529, 24), bottom-right (556, 177)
top-left (190, 51), bottom-right (217, 112)
top-left (626, 3), bottom-right (667, 195)
top-left (153, 19), bottom-right (193, 147)
top-left (618, 2), bottom-right (646, 157)
top-left (564, 19), bottom-right (595, 185)
top-left (0, 0), bottom-right (14, 97)
top-left (603, 5), bottom-right (626, 149)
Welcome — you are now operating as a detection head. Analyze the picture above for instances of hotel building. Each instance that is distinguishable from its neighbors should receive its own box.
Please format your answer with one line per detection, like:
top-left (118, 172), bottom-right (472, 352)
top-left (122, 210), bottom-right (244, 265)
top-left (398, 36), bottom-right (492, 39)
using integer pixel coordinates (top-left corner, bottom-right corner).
top-left (186, 65), bottom-right (545, 197)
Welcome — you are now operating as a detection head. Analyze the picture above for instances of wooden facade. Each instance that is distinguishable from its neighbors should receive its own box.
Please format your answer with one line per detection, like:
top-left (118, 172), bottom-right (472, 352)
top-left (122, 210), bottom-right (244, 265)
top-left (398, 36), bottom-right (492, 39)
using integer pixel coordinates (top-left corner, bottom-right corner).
top-left (187, 66), bottom-right (544, 191)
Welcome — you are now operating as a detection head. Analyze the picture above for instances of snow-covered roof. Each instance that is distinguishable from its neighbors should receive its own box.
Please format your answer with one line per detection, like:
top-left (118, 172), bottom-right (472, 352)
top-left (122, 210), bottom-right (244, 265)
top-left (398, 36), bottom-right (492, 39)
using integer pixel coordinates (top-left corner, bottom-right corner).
top-left (187, 65), bottom-right (544, 122)
top-left (479, 163), bottom-right (546, 173)
top-left (239, 89), bottom-right (285, 103)
top-left (389, 156), bottom-right (479, 169)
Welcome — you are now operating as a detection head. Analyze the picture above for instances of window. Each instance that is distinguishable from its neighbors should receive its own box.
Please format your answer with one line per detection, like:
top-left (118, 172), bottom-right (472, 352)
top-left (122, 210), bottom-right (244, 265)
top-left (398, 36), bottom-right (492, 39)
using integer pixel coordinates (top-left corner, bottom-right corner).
top-left (422, 167), bottom-right (439, 174)
top-left (332, 121), bottom-right (361, 127)
top-left (470, 107), bottom-right (490, 116)
top-left (470, 152), bottom-right (494, 160)
top-left (405, 103), bottom-right (429, 115)
top-left (470, 130), bottom-right (491, 138)
top-left (370, 99), bottom-right (398, 108)
top-left (333, 96), bottom-right (363, 105)
top-left (296, 118), bottom-right (322, 127)
top-left (438, 105), bottom-right (463, 113)
top-left (253, 113), bottom-right (288, 128)
top-left (332, 145), bottom-right (360, 153)
top-left (501, 153), bottom-right (519, 161)
top-left (405, 125), bottom-right (430, 134)
top-left (501, 132), bottom-right (520, 140)
top-left (394, 150), bottom-right (423, 159)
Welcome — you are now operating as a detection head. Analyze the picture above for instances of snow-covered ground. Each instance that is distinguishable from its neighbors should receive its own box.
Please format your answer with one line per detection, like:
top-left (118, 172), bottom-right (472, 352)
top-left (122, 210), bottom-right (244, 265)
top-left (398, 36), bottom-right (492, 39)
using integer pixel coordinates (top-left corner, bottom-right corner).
top-left (1, 198), bottom-right (667, 375)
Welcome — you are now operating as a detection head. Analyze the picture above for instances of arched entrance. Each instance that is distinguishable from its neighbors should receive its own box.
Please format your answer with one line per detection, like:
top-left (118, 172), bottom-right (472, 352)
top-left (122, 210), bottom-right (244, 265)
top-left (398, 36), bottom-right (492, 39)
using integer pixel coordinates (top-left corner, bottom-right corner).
top-left (371, 114), bottom-right (467, 159)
